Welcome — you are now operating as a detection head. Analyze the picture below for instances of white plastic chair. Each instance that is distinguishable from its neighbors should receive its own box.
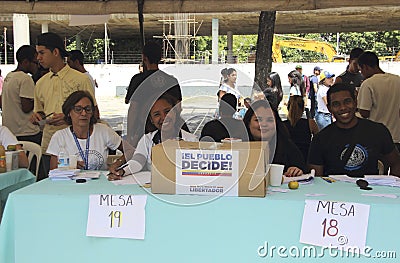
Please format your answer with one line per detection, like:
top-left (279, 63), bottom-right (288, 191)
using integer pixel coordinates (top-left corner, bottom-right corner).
top-left (18, 141), bottom-right (42, 177)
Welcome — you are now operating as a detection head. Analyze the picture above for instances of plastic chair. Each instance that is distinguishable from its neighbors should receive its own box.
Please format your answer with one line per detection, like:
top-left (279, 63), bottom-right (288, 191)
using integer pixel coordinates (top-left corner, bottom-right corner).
top-left (18, 141), bottom-right (42, 177)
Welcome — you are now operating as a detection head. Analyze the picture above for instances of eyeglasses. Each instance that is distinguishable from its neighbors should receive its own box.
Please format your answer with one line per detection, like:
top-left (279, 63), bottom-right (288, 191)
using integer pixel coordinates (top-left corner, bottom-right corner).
top-left (72, 105), bottom-right (93, 114)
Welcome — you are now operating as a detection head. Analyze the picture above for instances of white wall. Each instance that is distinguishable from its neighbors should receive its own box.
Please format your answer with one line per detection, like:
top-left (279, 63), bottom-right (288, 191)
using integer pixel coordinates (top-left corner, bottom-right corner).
top-left (2, 62), bottom-right (400, 97)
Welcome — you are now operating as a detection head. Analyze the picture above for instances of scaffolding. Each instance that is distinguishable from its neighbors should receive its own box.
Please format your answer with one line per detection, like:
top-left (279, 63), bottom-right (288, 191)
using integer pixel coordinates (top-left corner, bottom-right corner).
top-left (154, 13), bottom-right (202, 63)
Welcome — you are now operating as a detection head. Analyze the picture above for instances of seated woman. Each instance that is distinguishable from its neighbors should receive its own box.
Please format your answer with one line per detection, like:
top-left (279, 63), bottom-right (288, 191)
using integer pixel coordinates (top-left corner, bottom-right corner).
top-left (283, 95), bottom-right (319, 162)
top-left (108, 94), bottom-right (197, 180)
top-left (47, 91), bottom-right (124, 170)
top-left (243, 99), bottom-right (307, 177)
top-left (200, 94), bottom-right (248, 142)
top-left (0, 125), bottom-right (29, 168)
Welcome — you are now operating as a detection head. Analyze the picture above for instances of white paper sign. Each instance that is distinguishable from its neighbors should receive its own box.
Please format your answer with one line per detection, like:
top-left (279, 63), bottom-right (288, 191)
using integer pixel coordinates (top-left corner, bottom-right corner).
top-left (300, 200), bottom-right (370, 253)
top-left (86, 194), bottom-right (147, 239)
top-left (176, 149), bottom-right (239, 196)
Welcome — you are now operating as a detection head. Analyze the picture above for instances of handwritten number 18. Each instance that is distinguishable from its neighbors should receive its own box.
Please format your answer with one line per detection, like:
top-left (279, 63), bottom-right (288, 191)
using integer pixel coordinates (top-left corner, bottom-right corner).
top-left (109, 211), bottom-right (122, 228)
top-left (321, 218), bottom-right (338, 237)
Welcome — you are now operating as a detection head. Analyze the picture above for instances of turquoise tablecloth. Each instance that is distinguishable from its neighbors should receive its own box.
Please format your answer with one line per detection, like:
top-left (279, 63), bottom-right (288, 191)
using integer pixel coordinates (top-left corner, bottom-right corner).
top-left (1, 174), bottom-right (399, 263)
top-left (0, 169), bottom-right (35, 219)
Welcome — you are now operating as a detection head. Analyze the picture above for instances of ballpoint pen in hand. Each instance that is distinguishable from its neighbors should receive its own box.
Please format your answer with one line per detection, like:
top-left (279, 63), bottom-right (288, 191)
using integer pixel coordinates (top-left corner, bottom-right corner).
top-left (116, 163), bottom-right (129, 171)
top-left (44, 112), bottom-right (55, 119)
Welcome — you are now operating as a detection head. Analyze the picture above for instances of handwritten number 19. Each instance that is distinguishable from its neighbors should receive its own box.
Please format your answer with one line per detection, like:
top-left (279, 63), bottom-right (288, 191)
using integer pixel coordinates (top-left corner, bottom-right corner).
top-left (321, 218), bottom-right (338, 237)
top-left (109, 211), bottom-right (122, 228)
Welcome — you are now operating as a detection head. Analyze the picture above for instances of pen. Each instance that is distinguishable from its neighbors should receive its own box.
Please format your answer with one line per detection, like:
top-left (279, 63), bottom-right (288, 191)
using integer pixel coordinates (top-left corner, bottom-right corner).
top-left (45, 112), bottom-right (55, 118)
top-left (116, 163), bottom-right (129, 171)
top-left (321, 177), bottom-right (336, 183)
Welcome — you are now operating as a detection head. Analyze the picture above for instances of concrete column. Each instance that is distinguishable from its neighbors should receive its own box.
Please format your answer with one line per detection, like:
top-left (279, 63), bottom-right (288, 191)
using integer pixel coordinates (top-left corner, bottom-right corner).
top-left (13, 14), bottom-right (30, 64)
top-left (227, 31), bottom-right (234, 63)
top-left (76, 34), bottom-right (81, 50)
top-left (211, 18), bottom-right (218, 64)
top-left (41, 22), bottom-right (48, 33)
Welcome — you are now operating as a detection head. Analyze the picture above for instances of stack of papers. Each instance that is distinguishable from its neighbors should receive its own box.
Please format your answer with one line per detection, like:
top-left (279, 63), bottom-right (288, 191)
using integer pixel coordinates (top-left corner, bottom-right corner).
top-left (74, 171), bottom-right (101, 180)
top-left (329, 175), bottom-right (400, 187)
top-left (49, 169), bottom-right (80, 180)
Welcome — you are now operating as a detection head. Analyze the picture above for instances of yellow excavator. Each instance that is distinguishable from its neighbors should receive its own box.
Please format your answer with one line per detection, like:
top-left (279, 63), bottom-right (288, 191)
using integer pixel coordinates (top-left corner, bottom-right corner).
top-left (272, 35), bottom-right (338, 63)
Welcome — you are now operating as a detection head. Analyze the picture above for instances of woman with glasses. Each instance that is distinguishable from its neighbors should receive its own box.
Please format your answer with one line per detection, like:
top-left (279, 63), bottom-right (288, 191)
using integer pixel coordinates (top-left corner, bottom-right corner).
top-left (108, 94), bottom-right (197, 180)
top-left (47, 91), bottom-right (123, 170)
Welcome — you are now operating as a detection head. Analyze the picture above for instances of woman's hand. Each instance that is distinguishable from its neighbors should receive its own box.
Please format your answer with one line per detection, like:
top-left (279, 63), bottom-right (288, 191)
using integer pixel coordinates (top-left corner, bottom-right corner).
top-left (284, 166), bottom-right (303, 177)
top-left (107, 159), bottom-right (125, 181)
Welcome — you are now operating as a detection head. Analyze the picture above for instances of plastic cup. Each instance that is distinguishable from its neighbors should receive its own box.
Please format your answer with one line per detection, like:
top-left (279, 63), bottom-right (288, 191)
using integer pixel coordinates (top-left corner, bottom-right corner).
top-left (5, 152), bottom-right (12, 172)
top-left (69, 155), bottom-right (78, 169)
top-left (269, 164), bottom-right (284, 186)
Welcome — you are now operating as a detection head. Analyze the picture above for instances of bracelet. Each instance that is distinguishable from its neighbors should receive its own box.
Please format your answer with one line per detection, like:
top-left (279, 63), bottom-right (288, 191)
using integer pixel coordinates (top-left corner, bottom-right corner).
top-left (119, 168), bottom-right (126, 177)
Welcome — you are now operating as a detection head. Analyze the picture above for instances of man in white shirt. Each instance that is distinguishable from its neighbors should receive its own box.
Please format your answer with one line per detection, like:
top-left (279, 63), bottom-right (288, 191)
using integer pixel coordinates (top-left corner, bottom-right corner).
top-left (357, 51), bottom-right (400, 152)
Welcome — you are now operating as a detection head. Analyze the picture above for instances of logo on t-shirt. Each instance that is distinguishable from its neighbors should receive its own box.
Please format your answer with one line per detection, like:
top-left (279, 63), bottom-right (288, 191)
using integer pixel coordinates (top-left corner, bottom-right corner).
top-left (341, 144), bottom-right (368, 171)
top-left (74, 150), bottom-right (104, 170)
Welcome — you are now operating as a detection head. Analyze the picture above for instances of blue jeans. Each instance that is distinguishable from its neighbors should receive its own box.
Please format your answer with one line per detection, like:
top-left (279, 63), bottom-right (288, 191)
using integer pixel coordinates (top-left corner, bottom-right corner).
top-left (315, 112), bottom-right (332, 130)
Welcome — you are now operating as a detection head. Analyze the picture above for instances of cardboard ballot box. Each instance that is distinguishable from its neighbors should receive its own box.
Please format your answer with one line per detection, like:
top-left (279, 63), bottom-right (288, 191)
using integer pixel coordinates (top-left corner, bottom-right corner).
top-left (151, 140), bottom-right (268, 197)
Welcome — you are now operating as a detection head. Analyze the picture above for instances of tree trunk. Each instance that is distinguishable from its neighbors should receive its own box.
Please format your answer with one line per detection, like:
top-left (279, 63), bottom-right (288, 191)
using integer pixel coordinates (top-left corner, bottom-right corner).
top-left (254, 11), bottom-right (276, 94)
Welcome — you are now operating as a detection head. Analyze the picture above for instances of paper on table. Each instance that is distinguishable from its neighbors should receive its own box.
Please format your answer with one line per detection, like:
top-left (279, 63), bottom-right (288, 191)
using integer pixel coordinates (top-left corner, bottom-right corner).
top-left (330, 175), bottom-right (400, 187)
top-left (86, 194), bottom-right (147, 239)
top-left (361, 193), bottom-right (398, 199)
top-left (48, 168), bottom-right (80, 180)
top-left (109, 171), bottom-right (151, 186)
top-left (74, 171), bottom-right (101, 179)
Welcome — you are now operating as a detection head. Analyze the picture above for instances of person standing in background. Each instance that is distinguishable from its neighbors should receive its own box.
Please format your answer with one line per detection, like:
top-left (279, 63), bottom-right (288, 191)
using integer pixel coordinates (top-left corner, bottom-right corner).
top-left (1, 45), bottom-right (42, 145)
top-left (288, 70), bottom-right (304, 97)
top-left (295, 65), bottom-right (310, 99)
top-left (334, 47), bottom-right (364, 95)
top-left (125, 41), bottom-right (187, 148)
top-left (218, 68), bottom-right (242, 102)
top-left (67, 50), bottom-right (98, 95)
top-left (357, 51), bottom-right (400, 152)
top-left (308, 66), bottom-right (321, 119)
top-left (263, 72), bottom-right (283, 111)
top-left (31, 32), bottom-right (97, 153)
top-left (315, 71), bottom-right (335, 130)
top-left (30, 32), bottom-right (97, 180)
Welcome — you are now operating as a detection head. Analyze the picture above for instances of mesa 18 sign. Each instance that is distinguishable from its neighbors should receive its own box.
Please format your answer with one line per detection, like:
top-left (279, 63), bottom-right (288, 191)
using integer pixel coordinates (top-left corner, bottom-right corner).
top-left (300, 200), bottom-right (370, 253)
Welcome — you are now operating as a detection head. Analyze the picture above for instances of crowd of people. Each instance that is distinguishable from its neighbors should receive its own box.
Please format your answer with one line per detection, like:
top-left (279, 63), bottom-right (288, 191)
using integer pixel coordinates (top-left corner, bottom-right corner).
top-left (0, 32), bottom-right (399, 180)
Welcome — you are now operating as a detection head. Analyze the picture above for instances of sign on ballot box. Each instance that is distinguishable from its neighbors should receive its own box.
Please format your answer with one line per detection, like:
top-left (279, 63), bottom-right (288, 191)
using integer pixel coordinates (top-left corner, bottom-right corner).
top-left (151, 140), bottom-right (267, 197)
top-left (86, 194), bottom-right (147, 239)
top-left (300, 200), bottom-right (370, 253)
top-left (176, 149), bottom-right (239, 196)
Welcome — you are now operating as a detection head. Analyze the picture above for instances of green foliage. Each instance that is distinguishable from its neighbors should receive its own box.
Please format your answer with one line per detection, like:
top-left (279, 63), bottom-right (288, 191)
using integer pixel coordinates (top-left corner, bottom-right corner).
top-left (195, 31), bottom-right (400, 62)
top-left (63, 31), bottom-right (400, 64)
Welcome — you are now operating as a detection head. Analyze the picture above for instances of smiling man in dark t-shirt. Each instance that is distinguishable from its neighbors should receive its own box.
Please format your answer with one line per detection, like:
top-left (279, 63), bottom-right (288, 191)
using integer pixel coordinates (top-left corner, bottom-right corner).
top-left (308, 83), bottom-right (400, 177)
